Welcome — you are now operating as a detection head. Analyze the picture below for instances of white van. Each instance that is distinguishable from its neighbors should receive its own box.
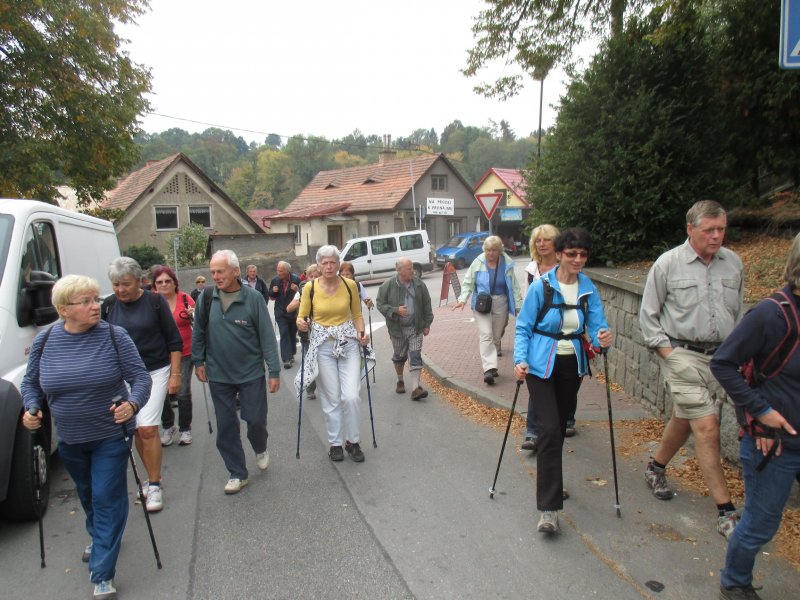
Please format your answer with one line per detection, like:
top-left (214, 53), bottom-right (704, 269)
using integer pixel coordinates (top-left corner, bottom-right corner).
top-left (340, 230), bottom-right (433, 281)
top-left (0, 199), bottom-right (120, 521)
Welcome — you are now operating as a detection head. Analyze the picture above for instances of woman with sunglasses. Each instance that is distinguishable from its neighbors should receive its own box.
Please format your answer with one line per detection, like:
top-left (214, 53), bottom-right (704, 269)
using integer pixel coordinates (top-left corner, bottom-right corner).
top-left (513, 227), bottom-right (613, 534)
top-left (152, 265), bottom-right (196, 447)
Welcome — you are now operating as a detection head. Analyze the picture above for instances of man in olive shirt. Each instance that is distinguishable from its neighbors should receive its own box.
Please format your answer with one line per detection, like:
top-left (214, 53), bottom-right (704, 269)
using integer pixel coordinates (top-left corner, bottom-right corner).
top-left (639, 200), bottom-right (744, 540)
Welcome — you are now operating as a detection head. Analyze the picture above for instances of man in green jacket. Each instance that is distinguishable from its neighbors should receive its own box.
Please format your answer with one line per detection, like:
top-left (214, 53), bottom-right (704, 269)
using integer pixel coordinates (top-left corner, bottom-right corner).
top-left (377, 257), bottom-right (434, 400)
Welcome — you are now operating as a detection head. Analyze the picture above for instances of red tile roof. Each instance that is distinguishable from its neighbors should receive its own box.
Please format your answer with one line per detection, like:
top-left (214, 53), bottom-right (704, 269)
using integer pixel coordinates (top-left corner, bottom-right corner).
top-left (273, 154), bottom-right (443, 220)
top-left (473, 167), bottom-right (529, 205)
top-left (249, 209), bottom-right (281, 231)
top-left (103, 153), bottom-right (182, 210)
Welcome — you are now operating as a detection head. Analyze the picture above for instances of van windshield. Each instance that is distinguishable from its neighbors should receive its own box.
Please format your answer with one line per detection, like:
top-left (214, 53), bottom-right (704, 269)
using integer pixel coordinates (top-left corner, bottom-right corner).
top-left (0, 214), bottom-right (13, 287)
top-left (445, 236), bottom-right (467, 249)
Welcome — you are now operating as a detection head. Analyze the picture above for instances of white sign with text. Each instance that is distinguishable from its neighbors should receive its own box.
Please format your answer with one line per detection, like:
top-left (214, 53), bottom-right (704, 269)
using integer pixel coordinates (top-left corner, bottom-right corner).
top-left (426, 197), bottom-right (454, 216)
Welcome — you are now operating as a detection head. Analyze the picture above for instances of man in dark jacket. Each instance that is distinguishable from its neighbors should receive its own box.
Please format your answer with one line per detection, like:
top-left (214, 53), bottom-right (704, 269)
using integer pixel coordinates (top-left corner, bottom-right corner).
top-left (377, 257), bottom-right (434, 400)
top-left (269, 261), bottom-right (301, 368)
top-left (243, 265), bottom-right (269, 303)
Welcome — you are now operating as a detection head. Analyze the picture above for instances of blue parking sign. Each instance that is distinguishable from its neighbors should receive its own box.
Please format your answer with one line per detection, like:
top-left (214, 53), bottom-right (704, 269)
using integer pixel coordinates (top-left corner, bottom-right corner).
top-left (781, 0), bottom-right (800, 69)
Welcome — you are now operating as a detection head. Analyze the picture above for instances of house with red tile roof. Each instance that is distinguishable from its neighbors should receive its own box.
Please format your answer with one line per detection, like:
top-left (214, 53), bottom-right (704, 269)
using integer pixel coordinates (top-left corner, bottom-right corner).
top-left (272, 145), bottom-right (482, 258)
top-left (249, 208), bottom-right (281, 231)
top-left (102, 152), bottom-right (262, 254)
top-left (473, 167), bottom-right (531, 253)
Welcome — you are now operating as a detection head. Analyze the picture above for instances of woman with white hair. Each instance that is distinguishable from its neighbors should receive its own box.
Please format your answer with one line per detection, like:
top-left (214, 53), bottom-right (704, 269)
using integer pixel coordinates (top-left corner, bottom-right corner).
top-left (22, 275), bottom-right (151, 599)
top-left (296, 246), bottom-right (374, 462)
top-left (453, 235), bottom-right (522, 385)
top-left (103, 257), bottom-right (183, 513)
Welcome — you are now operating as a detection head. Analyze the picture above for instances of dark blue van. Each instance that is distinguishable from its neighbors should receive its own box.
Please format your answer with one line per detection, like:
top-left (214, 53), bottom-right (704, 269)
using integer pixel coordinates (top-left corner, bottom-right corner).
top-left (435, 231), bottom-right (490, 269)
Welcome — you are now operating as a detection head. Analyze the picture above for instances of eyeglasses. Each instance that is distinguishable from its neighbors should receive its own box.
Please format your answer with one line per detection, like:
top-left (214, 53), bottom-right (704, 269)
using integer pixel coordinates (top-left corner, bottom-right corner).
top-left (155, 280), bottom-right (174, 286)
top-left (562, 250), bottom-right (589, 259)
top-left (67, 297), bottom-right (101, 307)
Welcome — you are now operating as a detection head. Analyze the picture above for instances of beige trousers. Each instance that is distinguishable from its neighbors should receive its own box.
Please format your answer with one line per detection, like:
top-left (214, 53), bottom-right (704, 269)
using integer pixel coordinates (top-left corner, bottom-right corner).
top-left (474, 294), bottom-right (509, 372)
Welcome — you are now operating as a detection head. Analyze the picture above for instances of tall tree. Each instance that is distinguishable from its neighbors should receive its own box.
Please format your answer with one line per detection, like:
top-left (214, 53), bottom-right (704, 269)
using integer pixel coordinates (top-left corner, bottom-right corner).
top-left (0, 0), bottom-right (152, 203)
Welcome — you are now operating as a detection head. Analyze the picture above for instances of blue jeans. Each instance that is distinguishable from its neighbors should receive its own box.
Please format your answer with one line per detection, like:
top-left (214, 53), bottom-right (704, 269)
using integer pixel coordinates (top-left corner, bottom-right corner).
top-left (58, 435), bottom-right (130, 583)
top-left (721, 434), bottom-right (800, 588)
top-left (208, 376), bottom-right (268, 480)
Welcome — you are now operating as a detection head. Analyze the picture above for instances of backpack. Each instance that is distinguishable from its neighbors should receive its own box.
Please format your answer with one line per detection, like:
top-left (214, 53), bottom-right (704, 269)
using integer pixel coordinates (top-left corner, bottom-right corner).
top-left (101, 291), bottom-right (162, 320)
top-left (737, 290), bottom-right (800, 452)
top-left (307, 276), bottom-right (353, 321)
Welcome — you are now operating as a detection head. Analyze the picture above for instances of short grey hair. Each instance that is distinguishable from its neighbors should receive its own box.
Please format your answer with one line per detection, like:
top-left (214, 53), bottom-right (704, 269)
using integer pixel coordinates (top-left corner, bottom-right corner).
top-left (212, 249), bottom-right (239, 269)
top-left (784, 232), bottom-right (800, 289)
top-left (108, 256), bottom-right (142, 283)
top-left (52, 275), bottom-right (100, 314)
top-left (316, 245), bottom-right (340, 263)
top-left (277, 260), bottom-right (292, 271)
top-left (395, 257), bottom-right (412, 269)
top-left (686, 200), bottom-right (726, 227)
top-left (483, 235), bottom-right (504, 252)
top-left (246, 264), bottom-right (257, 272)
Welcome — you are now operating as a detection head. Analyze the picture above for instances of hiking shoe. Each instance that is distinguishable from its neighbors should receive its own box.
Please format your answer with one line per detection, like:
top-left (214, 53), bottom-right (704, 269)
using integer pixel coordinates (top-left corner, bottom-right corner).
top-left (145, 485), bottom-right (163, 512)
top-left (160, 425), bottom-right (178, 447)
top-left (224, 478), bottom-right (249, 495)
top-left (411, 387), bottom-right (428, 400)
top-left (329, 446), bottom-right (344, 462)
top-left (490, 368), bottom-right (499, 378)
top-left (395, 380), bottom-right (406, 394)
top-left (563, 488), bottom-right (569, 500)
top-left (82, 542), bottom-right (92, 563)
top-left (345, 442), bottom-right (365, 462)
top-left (521, 436), bottom-right (538, 451)
top-left (719, 584), bottom-right (762, 599)
top-left (179, 430), bottom-right (193, 446)
top-left (256, 451), bottom-right (270, 471)
top-left (93, 579), bottom-right (117, 600)
top-left (717, 510), bottom-right (740, 541)
top-left (537, 511), bottom-right (559, 533)
top-left (484, 371), bottom-right (495, 385)
top-left (645, 461), bottom-right (674, 500)
top-left (135, 480), bottom-right (149, 503)
top-left (564, 426), bottom-right (577, 437)
top-left (307, 391), bottom-right (316, 399)
top-left (283, 361), bottom-right (292, 369)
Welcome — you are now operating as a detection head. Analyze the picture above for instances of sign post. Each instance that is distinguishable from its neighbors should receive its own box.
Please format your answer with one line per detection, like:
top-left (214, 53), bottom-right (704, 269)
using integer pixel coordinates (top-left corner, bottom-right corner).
top-left (780, 0), bottom-right (800, 69)
top-left (474, 192), bottom-right (503, 234)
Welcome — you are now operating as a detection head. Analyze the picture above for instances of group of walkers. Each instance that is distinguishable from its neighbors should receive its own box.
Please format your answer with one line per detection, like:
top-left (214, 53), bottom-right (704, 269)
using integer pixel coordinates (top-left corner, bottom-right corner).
top-left (17, 198), bottom-right (800, 600)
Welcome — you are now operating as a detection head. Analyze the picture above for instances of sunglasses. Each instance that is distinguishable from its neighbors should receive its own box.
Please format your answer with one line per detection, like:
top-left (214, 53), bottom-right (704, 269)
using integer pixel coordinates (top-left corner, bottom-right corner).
top-left (562, 250), bottom-right (589, 259)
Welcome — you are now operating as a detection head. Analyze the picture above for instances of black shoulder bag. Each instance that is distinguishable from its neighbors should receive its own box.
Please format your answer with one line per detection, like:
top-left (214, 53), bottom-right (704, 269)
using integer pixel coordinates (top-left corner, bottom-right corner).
top-left (475, 257), bottom-right (501, 314)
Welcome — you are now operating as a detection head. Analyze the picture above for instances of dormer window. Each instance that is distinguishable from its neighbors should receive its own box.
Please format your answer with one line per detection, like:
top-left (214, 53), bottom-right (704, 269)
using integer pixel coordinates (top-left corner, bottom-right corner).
top-left (431, 175), bottom-right (447, 191)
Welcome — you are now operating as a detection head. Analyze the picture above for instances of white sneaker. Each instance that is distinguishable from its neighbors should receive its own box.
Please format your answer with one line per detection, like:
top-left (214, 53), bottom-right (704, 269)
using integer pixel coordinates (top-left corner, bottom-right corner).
top-left (537, 511), bottom-right (559, 533)
top-left (135, 480), bottom-right (149, 503)
top-left (224, 478), bottom-right (249, 495)
top-left (93, 579), bottom-right (116, 599)
top-left (160, 425), bottom-right (178, 446)
top-left (179, 430), bottom-right (193, 446)
top-left (256, 451), bottom-right (269, 471)
top-left (145, 484), bottom-right (163, 512)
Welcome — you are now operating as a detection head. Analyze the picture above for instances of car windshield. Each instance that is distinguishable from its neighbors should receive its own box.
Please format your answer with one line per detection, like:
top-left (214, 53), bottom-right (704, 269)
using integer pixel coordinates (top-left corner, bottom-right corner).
top-left (0, 214), bottom-right (13, 288)
top-left (444, 236), bottom-right (467, 248)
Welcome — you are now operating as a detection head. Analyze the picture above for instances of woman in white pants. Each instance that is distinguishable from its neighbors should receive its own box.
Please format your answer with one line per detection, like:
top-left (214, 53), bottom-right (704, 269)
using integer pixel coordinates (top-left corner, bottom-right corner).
top-left (296, 246), bottom-right (374, 462)
top-left (453, 235), bottom-right (522, 385)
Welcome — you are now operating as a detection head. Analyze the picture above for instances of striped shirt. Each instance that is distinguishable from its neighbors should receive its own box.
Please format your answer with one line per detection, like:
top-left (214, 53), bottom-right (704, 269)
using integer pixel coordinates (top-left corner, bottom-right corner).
top-left (21, 321), bottom-right (151, 445)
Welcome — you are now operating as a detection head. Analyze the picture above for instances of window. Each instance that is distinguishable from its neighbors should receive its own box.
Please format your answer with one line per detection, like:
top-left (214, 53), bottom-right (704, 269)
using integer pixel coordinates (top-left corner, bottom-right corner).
top-left (448, 219), bottom-right (462, 238)
top-left (400, 233), bottom-right (423, 251)
top-left (293, 224), bottom-right (302, 245)
top-left (368, 221), bottom-right (380, 236)
top-left (431, 175), bottom-right (448, 191)
top-left (20, 222), bottom-right (60, 283)
top-left (155, 206), bottom-right (178, 230)
top-left (189, 206), bottom-right (211, 228)
top-left (344, 241), bottom-right (367, 261)
top-left (371, 237), bottom-right (397, 255)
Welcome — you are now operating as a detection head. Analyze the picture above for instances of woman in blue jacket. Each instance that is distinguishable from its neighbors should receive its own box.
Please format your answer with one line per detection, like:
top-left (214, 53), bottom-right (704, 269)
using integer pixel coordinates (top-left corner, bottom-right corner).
top-left (514, 228), bottom-right (612, 534)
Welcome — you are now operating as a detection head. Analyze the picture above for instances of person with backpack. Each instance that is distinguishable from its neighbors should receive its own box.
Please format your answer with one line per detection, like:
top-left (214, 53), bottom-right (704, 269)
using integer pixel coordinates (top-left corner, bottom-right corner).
top-left (22, 275), bottom-right (151, 600)
top-left (513, 228), bottom-right (612, 534)
top-left (295, 245), bottom-right (373, 462)
top-left (639, 200), bottom-right (744, 540)
top-left (269, 261), bottom-right (302, 369)
top-left (103, 258), bottom-right (183, 514)
top-left (453, 235), bottom-right (522, 385)
top-left (709, 234), bottom-right (800, 600)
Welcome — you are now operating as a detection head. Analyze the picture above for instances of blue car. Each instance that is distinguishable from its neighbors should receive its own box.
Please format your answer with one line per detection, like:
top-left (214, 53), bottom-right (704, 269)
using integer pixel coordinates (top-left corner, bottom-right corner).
top-left (435, 232), bottom-right (490, 269)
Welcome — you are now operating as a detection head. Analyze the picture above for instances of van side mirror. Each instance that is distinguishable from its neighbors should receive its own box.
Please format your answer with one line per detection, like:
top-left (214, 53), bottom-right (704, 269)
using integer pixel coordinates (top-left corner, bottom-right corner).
top-left (17, 271), bottom-right (58, 327)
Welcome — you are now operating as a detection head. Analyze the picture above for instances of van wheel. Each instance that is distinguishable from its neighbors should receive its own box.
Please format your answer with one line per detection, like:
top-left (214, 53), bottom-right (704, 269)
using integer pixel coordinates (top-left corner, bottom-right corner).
top-left (0, 419), bottom-right (50, 522)
top-left (413, 264), bottom-right (423, 279)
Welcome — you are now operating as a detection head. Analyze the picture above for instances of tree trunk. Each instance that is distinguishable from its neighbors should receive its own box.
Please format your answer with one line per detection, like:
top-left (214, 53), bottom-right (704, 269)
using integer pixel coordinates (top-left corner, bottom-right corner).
top-left (609, 0), bottom-right (626, 37)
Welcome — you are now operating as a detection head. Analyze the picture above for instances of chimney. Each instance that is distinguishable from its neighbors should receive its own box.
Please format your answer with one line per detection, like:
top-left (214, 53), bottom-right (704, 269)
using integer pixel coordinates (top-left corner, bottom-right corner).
top-left (378, 134), bottom-right (396, 164)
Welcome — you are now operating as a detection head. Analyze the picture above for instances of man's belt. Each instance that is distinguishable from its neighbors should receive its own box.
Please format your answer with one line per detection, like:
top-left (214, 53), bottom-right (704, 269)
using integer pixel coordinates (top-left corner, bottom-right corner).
top-left (669, 339), bottom-right (719, 355)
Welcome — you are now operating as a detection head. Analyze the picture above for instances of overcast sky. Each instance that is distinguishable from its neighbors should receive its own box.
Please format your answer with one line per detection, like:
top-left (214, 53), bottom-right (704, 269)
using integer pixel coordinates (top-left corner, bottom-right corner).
top-left (118, 0), bottom-right (583, 145)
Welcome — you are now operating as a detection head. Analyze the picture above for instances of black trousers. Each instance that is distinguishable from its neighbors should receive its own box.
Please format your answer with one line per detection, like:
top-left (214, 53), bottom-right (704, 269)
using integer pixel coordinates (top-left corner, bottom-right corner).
top-left (526, 354), bottom-right (582, 511)
top-left (276, 314), bottom-right (298, 362)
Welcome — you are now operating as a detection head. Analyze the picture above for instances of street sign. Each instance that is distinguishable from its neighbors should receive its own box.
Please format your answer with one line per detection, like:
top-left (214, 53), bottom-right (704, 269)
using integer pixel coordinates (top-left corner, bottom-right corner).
top-left (780, 0), bottom-right (800, 69)
top-left (474, 192), bottom-right (503, 220)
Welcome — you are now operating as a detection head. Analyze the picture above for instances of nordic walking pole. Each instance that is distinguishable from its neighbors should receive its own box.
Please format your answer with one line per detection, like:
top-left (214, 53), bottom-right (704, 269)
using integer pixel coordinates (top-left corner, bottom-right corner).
top-left (27, 407), bottom-right (46, 567)
top-left (296, 321), bottom-right (309, 459)
top-left (601, 346), bottom-right (622, 518)
top-left (367, 306), bottom-right (375, 383)
top-left (489, 380), bottom-right (522, 499)
top-left (200, 381), bottom-right (213, 434)
top-left (114, 398), bottom-right (162, 569)
top-left (362, 338), bottom-right (377, 448)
